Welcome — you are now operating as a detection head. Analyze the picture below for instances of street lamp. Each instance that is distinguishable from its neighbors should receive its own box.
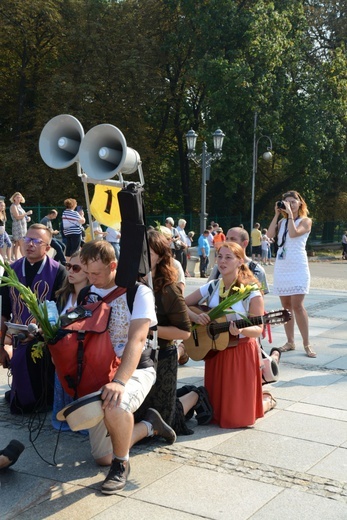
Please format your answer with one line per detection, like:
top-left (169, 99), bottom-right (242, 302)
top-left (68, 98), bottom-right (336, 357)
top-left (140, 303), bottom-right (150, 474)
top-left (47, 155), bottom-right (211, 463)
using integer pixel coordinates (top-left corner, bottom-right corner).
top-left (250, 112), bottom-right (273, 233)
top-left (186, 128), bottom-right (225, 234)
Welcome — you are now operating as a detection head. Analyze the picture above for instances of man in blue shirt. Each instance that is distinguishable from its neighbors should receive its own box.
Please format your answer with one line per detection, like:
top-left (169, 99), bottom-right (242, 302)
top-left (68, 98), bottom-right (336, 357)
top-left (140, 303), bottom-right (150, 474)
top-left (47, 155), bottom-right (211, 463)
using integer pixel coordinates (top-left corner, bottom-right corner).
top-left (198, 230), bottom-right (210, 278)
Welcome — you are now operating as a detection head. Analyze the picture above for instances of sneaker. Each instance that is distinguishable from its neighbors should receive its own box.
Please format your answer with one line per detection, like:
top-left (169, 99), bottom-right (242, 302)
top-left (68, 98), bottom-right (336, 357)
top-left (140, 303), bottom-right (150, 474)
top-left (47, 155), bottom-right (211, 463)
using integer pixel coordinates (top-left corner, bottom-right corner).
top-left (101, 459), bottom-right (130, 494)
top-left (144, 408), bottom-right (176, 444)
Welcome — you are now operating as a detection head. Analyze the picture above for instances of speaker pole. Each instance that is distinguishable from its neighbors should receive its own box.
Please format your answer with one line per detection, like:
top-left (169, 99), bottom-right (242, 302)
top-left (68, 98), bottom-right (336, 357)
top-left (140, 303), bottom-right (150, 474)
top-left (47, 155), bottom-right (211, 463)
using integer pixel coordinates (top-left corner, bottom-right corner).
top-left (77, 162), bottom-right (95, 240)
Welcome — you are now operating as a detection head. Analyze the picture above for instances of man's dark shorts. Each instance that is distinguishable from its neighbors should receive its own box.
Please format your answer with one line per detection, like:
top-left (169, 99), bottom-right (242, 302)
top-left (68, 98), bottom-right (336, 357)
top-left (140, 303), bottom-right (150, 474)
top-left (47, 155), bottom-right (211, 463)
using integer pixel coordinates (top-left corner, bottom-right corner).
top-left (252, 245), bottom-right (261, 256)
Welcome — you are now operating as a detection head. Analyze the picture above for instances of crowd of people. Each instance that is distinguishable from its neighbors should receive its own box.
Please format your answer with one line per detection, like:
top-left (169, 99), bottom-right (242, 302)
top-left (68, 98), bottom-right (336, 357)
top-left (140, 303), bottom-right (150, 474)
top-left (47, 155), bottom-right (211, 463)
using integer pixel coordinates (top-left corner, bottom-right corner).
top-left (0, 189), bottom-right (318, 492)
top-left (0, 193), bottom-right (122, 268)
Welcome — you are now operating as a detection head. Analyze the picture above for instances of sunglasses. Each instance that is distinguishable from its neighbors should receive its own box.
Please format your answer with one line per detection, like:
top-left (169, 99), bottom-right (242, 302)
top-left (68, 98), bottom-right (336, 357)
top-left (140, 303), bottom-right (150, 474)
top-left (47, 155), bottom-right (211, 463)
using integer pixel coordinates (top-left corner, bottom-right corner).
top-left (65, 263), bottom-right (82, 273)
top-left (24, 237), bottom-right (48, 246)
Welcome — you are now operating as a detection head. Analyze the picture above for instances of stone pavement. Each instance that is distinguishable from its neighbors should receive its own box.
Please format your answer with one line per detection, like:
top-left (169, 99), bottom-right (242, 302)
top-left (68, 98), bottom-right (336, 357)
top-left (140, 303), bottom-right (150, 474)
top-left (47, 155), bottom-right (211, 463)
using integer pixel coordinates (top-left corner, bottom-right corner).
top-left (1, 261), bottom-right (347, 519)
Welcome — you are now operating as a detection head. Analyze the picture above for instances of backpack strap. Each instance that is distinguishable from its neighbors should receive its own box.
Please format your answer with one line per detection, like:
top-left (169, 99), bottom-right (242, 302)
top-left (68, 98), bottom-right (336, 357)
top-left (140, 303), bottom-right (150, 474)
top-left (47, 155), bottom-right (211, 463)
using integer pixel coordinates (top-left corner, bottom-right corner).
top-left (248, 261), bottom-right (257, 274)
top-left (77, 283), bottom-right (138, 311)
top-left (126, 282), bottom-right (140, 313)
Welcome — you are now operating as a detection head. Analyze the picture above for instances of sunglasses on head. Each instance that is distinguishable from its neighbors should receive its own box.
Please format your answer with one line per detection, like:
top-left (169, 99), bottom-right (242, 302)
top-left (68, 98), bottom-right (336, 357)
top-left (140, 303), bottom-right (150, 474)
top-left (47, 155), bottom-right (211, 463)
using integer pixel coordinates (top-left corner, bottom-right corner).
top-left (65, 263), bottom-right (82, 273)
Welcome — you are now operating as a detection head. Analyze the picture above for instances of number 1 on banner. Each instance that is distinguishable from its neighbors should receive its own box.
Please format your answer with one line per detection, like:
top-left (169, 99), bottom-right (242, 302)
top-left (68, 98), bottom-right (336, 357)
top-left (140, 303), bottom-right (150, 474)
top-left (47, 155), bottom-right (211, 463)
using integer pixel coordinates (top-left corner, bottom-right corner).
top-left (90, 185), bottom-right (121, 227)
top-left (104, 189), bottom-right (112, 214)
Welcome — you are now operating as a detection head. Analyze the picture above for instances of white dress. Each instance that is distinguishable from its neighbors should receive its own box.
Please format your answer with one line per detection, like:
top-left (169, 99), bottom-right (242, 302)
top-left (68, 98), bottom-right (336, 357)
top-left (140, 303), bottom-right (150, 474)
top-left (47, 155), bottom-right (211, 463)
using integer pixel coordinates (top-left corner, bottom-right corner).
top-left (272, 218), bottom-right (310, 296)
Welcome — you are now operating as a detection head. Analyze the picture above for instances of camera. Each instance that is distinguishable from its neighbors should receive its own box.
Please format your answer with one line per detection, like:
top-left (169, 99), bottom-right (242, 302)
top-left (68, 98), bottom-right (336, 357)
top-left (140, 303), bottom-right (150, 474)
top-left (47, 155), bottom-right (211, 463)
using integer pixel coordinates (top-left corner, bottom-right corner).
top-left (276, 200), bottom-right (286, 210)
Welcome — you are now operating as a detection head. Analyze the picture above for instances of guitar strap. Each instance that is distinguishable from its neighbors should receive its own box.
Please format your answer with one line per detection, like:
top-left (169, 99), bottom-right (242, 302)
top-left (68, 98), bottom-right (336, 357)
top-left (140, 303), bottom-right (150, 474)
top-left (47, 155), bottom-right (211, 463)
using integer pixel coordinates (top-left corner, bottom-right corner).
top-left (198, 279), bottom-right (220, 307)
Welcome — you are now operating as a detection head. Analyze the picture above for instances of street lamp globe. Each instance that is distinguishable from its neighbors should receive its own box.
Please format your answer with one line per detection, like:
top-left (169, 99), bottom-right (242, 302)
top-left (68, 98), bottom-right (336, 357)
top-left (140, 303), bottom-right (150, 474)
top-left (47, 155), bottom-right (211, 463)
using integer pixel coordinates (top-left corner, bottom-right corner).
top-left (262, 151), bottom-right (272, 161)
top-left (186, 129), bottom-right (198, 153)
top-left (213, 129), bottom-right (225, 152)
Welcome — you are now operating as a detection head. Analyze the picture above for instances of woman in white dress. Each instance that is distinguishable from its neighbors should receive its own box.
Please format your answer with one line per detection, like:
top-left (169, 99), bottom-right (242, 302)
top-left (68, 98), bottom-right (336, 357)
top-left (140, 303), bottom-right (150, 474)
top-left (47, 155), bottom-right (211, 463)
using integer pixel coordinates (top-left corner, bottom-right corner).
top-left (9, 192), bottom-right (33, 260)
top-left (267, 190), bottom-right (316, 357)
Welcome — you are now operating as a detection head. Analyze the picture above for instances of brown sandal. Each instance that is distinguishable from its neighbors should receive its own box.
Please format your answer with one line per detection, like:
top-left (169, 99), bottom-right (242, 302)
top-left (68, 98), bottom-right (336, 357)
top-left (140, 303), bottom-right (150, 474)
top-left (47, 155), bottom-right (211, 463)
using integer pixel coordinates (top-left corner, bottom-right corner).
top-left (304, 345), bottom-right (316, 358)
top-left (263, 392), bottom-right (277, 412)
top-left (279, 342), bottom-right (296, 352)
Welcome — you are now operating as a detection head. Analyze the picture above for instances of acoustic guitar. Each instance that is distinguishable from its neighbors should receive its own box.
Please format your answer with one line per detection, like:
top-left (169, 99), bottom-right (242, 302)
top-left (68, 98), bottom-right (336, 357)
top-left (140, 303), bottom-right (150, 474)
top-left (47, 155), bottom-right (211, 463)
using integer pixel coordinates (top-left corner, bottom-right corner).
top-left (185, 306), bottom-right (291, 361)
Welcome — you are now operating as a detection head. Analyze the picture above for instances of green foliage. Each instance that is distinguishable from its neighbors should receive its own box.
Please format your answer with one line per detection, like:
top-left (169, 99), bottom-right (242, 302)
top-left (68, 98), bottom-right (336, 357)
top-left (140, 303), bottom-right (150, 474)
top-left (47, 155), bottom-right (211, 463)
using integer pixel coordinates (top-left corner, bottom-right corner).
top-left (0, 0), bottom-right (346, 228)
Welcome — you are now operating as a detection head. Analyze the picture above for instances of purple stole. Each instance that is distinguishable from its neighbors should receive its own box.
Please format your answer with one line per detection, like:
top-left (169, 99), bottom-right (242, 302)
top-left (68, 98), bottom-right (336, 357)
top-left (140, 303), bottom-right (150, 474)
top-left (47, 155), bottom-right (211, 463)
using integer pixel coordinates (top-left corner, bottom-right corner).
top-left (8, 256), bottom-right (60, 412)
top-left (10, 256), bottom-right (60, 325)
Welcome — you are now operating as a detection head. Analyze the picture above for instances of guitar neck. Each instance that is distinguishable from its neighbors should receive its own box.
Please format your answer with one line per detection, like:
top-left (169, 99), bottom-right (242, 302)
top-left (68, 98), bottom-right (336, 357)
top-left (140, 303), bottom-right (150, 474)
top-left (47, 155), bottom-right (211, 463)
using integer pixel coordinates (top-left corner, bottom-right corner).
top-left (211, 315), bottom-right (264, 335)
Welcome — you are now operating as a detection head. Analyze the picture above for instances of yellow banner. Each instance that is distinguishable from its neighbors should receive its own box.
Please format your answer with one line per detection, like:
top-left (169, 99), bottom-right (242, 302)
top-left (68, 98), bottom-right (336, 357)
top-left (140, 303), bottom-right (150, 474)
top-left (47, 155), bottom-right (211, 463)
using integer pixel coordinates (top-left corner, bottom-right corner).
top-left (90, 185), bottom-right (121, 227)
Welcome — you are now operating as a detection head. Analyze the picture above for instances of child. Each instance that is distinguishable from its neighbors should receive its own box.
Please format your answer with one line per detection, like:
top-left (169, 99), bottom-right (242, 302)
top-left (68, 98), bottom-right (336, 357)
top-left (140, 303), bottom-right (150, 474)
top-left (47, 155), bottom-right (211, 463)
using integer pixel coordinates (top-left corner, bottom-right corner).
top-left (261, 228), bottom-right (271, 265)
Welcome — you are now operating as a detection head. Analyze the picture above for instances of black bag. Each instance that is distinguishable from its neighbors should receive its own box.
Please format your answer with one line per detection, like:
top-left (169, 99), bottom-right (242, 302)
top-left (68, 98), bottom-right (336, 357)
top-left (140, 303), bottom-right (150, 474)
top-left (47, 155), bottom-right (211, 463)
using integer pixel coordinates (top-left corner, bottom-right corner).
top-left (9, 338), bottom-right (55, 414)
top-left (115, 183), bottom-right (151, 287)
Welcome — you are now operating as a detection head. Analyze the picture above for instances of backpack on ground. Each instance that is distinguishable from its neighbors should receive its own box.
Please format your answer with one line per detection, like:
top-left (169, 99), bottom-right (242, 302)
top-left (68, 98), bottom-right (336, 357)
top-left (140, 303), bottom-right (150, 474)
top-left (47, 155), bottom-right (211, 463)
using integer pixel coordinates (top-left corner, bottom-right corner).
top-left (8, 338), bottom-right (55, 414)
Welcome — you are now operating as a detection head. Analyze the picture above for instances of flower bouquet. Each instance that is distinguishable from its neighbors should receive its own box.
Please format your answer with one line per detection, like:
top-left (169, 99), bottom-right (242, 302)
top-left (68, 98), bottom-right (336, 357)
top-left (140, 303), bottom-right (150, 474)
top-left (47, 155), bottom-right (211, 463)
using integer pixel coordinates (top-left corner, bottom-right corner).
top-left (0, 260), bottom-right (60, 360)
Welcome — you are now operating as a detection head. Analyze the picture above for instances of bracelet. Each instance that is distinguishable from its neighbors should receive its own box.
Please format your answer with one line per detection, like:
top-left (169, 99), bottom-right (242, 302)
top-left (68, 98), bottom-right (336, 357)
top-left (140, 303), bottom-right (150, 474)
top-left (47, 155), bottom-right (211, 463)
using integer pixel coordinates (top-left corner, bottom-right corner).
top-left (113, 378), bottom-right (126, 387)
top-left (288, 218), bottom-right (293, 220)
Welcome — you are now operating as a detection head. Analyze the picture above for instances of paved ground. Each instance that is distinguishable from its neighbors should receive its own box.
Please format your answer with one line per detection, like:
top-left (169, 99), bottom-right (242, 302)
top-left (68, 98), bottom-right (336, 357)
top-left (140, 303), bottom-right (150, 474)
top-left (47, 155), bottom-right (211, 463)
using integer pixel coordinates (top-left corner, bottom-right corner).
top-left (1, 260), bottom-right (347, 519)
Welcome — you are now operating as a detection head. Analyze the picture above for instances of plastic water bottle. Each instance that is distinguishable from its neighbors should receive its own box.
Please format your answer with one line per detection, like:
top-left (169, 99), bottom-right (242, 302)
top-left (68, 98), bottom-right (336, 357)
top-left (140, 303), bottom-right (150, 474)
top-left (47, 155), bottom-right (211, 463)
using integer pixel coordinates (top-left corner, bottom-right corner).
top-left (45, 301), bottom-right (59, 326)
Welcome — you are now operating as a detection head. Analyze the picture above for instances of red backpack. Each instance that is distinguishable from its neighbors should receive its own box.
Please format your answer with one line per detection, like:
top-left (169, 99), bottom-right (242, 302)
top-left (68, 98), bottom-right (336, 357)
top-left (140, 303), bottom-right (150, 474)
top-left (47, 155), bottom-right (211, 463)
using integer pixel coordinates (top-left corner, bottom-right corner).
top-left (48, 286), bottom-right (127, 399)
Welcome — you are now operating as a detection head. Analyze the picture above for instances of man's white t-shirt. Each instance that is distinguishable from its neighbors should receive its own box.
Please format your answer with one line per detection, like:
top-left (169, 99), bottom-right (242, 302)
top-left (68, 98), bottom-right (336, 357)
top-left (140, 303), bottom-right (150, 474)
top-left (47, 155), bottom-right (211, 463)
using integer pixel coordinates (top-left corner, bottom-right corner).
top-left (90, 284), bottom-right (157, 358)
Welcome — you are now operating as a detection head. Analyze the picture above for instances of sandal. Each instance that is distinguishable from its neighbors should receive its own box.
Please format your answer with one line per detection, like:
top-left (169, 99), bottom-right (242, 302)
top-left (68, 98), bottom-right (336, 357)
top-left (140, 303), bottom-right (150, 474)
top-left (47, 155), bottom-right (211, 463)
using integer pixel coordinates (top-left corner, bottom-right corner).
top-left (194, 386), bottom-right (213, 425)
top-left (263, 392), bottom-right (277, 411)
top-left (304, 345), bottom-right (317, 358)
top-left (0, 439), bottom-right (25, 468)
top-left (269, 348), bottom-right (282, 362)
top-left (279, 342), bottom-right (296, 352)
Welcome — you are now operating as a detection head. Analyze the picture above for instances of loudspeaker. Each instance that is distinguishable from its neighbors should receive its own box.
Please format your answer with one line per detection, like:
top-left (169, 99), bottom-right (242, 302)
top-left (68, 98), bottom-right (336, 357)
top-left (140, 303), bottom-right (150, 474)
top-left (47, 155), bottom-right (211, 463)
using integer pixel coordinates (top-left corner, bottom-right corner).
top-left (79, 124), bottom-right (140, 181)
top-left (39, 115), bottom-right (84, 169)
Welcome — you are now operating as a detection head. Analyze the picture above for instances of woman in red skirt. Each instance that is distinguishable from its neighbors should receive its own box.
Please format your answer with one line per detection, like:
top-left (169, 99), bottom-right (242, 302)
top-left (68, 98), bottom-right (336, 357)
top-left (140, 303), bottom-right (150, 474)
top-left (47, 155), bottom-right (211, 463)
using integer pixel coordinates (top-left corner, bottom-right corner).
top-left (185, 242), bottom-right (275, 429)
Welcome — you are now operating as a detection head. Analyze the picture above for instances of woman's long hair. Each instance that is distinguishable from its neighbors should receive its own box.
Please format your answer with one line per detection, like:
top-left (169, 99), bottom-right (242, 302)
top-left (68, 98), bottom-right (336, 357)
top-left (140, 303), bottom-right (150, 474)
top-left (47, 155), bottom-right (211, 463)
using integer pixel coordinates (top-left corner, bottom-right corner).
top-left (282, 190), bottom-right (309, 218)
top-left (0, 201), bottom-right (7, 222)
top-left (147, 229), bottom-right (177, 293)
top-left (217, 242), bottom-right (261, 289)
top-left (55, 251), bottom-right (85, 311)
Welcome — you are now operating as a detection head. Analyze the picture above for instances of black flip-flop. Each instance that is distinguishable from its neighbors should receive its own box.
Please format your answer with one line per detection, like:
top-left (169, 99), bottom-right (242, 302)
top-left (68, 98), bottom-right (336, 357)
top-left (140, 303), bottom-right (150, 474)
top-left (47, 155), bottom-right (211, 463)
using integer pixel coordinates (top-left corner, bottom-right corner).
top-left (0, 440), bottom-right (25, 468)
top-left (195, 386), bottom-right (213, 425)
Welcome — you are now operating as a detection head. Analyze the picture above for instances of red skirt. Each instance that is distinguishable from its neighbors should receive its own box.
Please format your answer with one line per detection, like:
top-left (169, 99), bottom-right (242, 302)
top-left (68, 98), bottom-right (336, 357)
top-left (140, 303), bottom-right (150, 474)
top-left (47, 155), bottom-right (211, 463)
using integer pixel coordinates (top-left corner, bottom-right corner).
top-left (204, 337), bottom-right (264, 429)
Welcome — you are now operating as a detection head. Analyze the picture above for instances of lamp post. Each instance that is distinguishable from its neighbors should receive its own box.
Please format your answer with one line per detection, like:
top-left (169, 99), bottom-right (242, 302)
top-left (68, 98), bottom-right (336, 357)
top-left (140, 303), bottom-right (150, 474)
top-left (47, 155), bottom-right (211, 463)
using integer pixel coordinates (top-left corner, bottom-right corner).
top-left (186, 128), bottom-right (225, 234)
top-left (250, 112), bottom-right (273, 233)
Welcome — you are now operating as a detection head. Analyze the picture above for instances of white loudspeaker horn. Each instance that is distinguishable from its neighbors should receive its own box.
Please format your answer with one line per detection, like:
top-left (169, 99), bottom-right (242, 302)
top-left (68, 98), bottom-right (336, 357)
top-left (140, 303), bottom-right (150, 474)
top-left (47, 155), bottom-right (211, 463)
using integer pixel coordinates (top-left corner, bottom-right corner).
top-left (39, 114), bottom-right (84, 169)
top-left (79, 124), bottom-right (140, 181)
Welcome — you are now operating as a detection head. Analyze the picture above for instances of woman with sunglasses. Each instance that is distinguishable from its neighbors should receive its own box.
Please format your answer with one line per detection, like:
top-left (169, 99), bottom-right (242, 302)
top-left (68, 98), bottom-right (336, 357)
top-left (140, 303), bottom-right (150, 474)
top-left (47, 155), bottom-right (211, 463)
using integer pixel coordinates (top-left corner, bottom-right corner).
top-left (52, 251), bottom-right (89, 430)
top-left (267, 190), bottom-right (315, 357)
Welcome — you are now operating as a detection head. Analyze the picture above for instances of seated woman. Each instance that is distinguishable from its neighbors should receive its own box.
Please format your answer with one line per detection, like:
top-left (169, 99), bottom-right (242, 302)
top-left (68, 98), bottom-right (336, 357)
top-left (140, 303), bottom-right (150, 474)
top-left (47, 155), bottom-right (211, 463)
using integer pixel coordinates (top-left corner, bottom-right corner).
top-left (185, 241), bottom-right (276, 430)
top-left (133, 230), bottom-right (213, 439)
top-left (52, 251), bottom-right (89, 431)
